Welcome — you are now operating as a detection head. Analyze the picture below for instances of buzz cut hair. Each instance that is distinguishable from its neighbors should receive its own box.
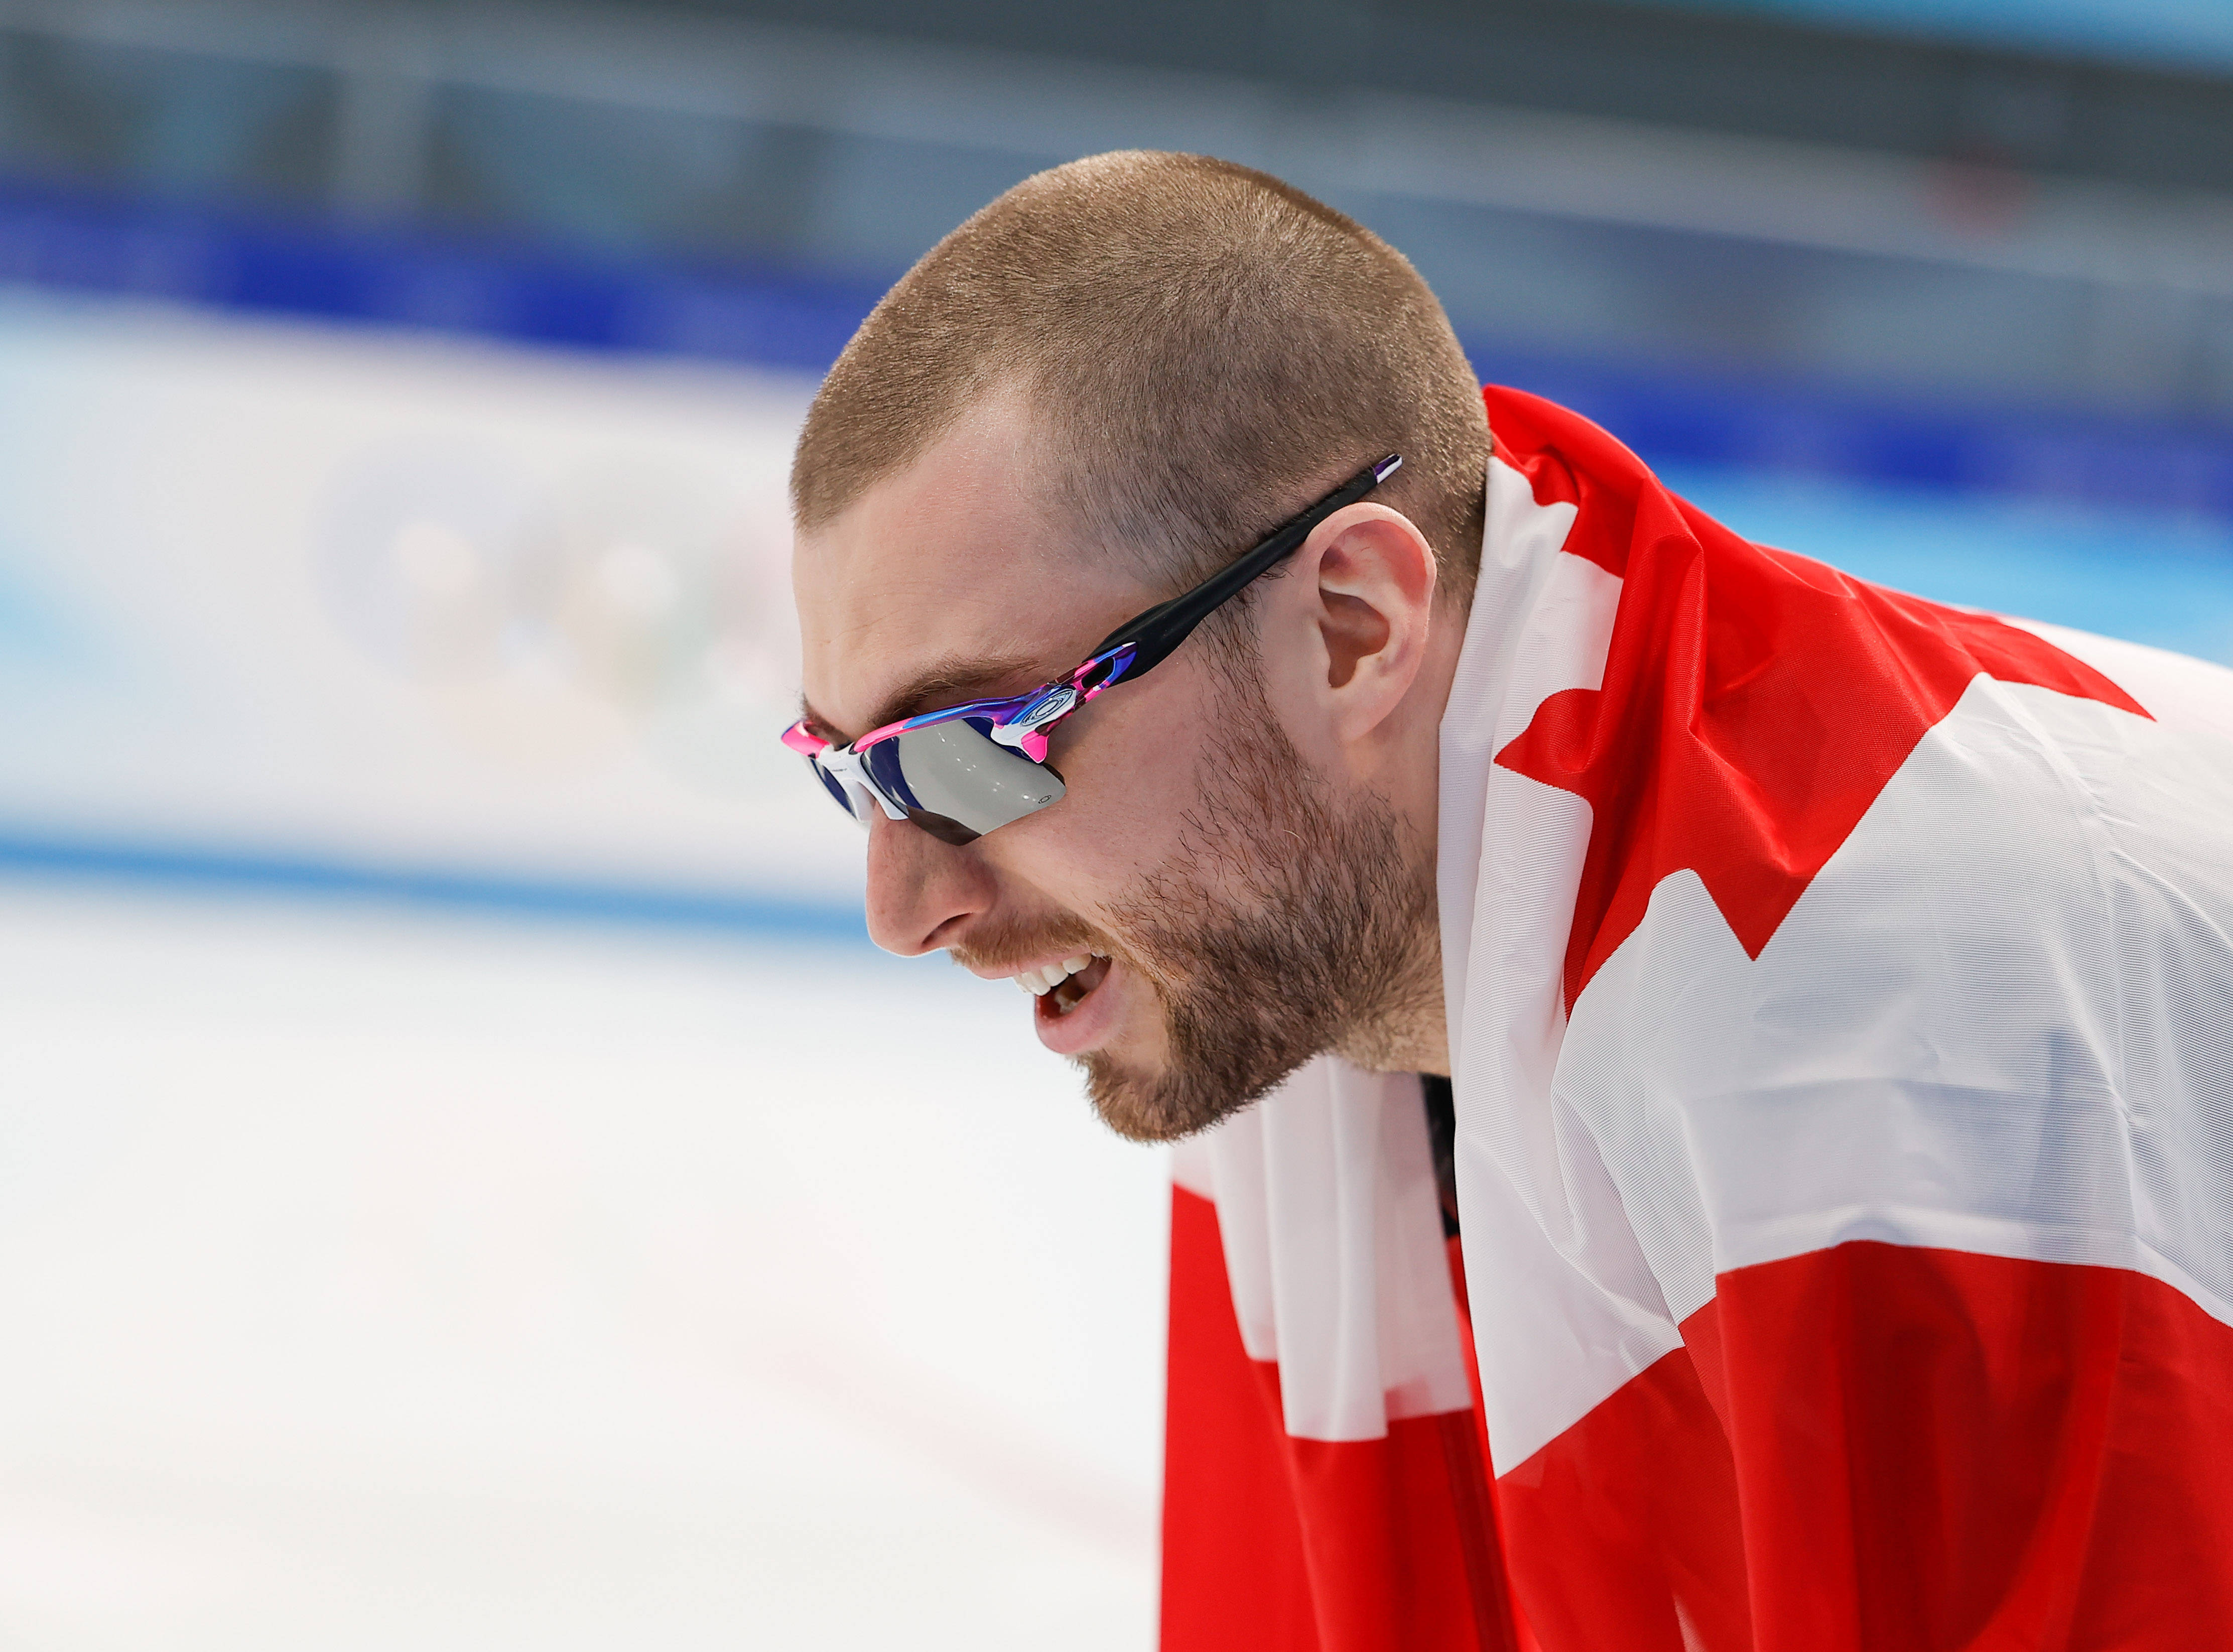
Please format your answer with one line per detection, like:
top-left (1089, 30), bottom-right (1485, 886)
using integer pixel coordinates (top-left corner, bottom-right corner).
top-left (790, 150), bottom-right (1491, 620)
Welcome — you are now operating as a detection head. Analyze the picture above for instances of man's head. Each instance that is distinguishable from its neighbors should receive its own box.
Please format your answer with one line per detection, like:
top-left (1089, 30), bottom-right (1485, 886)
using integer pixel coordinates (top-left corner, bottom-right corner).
top-left (791, 151), bottom-right (1489, 1140)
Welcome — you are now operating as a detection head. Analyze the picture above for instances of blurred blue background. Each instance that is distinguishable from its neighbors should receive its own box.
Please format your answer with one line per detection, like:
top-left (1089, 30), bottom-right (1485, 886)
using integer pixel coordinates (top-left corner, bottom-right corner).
top-left (0, 2), bottom-right (2227, 1646)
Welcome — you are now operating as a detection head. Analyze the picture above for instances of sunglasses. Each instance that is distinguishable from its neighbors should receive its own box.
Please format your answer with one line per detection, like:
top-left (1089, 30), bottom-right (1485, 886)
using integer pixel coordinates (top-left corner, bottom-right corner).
top-left (782, 454), bottom-right (1402, 845)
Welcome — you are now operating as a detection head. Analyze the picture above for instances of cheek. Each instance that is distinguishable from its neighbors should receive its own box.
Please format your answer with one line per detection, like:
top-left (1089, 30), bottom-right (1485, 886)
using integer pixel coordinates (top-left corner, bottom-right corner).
top-left (1019, 683), bottom-right (1215, 898)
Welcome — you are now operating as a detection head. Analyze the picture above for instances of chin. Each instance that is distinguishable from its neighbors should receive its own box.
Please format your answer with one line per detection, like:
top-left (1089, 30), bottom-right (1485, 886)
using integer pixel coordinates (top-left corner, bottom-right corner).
top-left (1080, 1045), bottom-right (1308, 1146)
top-left (1082, 1054), bottom-right (1184, 1144)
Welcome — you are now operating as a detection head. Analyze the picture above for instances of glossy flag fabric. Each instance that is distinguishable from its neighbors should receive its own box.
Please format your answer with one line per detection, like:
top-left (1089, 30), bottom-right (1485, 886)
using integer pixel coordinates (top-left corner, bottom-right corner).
top-left (1159, 386), bottom-right (2233, 1649)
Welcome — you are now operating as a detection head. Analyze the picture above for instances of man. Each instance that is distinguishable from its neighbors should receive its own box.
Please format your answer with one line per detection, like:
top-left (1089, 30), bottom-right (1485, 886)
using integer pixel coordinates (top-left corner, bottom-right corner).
top-left (786, 151), bottom-right (2233, 1650)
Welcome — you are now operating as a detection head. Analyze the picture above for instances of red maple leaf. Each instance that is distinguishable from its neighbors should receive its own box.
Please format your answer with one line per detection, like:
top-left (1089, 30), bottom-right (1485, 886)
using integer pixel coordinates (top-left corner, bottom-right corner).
top-left (1482, 388), bottom-right (2149, 1011)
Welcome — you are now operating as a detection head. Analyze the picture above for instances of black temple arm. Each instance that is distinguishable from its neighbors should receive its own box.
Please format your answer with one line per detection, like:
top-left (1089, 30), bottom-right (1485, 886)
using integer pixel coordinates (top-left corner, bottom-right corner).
top-left (1086, 455), bottom-right (1402, 679)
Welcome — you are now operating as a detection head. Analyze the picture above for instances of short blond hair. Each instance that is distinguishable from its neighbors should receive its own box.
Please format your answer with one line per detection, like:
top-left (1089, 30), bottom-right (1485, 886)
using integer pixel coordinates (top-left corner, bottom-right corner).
top-left (792, 151), bottom-right (1489, 612)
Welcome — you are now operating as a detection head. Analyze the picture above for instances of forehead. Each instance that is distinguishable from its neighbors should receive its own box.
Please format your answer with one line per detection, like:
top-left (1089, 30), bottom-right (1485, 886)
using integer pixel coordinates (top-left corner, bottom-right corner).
top-left (792, 400), bottom-right (1154, 738)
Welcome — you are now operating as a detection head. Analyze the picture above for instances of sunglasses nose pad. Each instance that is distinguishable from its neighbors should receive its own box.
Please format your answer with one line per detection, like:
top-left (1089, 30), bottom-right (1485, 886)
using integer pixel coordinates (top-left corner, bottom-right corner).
top-left (851, 782), bottom-right (904, 825)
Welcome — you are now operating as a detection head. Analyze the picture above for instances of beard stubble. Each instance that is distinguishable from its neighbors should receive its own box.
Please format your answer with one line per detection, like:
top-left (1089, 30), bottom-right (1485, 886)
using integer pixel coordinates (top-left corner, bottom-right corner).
top-left (1081, 661), bottom-right (1442, 1143)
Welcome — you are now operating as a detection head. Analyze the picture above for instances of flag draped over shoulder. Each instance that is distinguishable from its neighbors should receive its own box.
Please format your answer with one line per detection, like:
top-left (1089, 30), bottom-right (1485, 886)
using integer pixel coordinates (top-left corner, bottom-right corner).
top-left (1160, 1062), bottom-right (1515, 1651)
top-left (1159, 387), bottom-right (2233, 1650)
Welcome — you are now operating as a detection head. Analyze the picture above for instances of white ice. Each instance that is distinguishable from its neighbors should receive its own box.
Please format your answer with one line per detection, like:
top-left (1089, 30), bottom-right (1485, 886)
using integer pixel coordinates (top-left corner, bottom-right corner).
top-left (0, 883), bottom-right (1167, 1650)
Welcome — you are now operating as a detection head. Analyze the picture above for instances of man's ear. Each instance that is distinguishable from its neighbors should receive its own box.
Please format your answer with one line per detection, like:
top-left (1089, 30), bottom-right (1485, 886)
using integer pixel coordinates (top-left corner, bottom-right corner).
top-left (1276, 503), bottom-right (1438, 746)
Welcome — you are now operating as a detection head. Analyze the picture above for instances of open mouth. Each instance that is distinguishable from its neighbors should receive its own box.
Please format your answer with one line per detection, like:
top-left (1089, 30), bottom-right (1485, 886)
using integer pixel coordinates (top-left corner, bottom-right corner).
top-left (1016, 952), bottom-right (1113, 1019)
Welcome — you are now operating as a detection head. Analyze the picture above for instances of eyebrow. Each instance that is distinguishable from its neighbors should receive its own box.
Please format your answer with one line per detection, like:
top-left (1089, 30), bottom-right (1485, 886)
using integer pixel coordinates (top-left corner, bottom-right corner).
top-left (801, 651), bottom-right (1049, 744)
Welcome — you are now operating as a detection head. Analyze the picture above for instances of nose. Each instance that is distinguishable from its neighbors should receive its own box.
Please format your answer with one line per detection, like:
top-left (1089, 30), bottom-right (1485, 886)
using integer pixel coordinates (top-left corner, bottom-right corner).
top-left (862, 808), bottom-right (993, 956)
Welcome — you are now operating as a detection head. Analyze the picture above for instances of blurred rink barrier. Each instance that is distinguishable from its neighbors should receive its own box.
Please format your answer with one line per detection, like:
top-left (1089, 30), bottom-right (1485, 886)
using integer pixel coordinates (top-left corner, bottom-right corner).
top-left (0, 284), bottom-right (841, 906)
top-left (0, 1), bottom-right (2229, 1648)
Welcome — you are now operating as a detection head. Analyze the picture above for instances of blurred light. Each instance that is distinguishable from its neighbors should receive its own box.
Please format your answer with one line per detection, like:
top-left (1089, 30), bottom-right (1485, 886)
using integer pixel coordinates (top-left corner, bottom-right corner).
top-left (1636, 0), bottom-right (2233, 75)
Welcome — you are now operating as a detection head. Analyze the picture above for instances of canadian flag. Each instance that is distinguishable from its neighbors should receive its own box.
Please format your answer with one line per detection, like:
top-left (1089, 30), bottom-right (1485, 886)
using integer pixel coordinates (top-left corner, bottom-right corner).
top-left (1159, 388), bottom-right (2233, 1649)
top-left (1161, 1064), bottom-right (1517, 1650)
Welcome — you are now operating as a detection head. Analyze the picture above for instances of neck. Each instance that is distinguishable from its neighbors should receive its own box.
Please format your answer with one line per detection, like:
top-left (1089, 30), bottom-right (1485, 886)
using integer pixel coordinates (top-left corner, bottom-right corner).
top-left (1335, 950), bottom-right (1450, 1077)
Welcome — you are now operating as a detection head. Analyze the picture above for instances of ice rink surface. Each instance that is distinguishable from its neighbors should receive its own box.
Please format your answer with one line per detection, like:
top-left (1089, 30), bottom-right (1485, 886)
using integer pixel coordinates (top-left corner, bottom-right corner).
top-left (0, 882), bottom-right (1168, 1650)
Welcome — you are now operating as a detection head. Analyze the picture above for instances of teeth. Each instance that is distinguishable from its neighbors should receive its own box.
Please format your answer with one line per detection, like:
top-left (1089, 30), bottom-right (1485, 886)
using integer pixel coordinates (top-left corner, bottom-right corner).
top-left (1013, 954), bottom-right (1101, 998)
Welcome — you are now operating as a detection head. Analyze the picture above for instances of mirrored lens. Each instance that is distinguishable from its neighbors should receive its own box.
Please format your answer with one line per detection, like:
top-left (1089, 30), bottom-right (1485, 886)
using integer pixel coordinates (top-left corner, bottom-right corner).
top-left (862, 717), bottom-right (1066, 841)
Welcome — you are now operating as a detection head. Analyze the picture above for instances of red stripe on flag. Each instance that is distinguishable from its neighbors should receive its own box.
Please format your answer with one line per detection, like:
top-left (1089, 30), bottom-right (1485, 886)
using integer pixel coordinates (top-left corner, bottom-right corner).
top-left (1163, 1185), bottom-right (1319, 1651)
top-left (1161, 1187), bottom-right (1518, 1651)
top-left (1497, 1243), bottom-right (2233, 1649)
